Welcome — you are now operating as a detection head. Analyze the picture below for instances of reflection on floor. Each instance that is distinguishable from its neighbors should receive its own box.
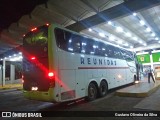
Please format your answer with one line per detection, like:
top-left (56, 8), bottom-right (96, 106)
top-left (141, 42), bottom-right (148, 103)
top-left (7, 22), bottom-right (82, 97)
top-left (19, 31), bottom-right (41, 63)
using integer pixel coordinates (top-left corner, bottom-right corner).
top-left (115, 79), bottom-right (160, 97)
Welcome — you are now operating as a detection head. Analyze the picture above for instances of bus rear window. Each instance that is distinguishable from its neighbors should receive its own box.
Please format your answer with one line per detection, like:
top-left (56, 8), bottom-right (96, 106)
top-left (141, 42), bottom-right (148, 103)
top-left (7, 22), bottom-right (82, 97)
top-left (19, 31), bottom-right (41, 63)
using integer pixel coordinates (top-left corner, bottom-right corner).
top-left (23, 26), bottom-right (48, 58)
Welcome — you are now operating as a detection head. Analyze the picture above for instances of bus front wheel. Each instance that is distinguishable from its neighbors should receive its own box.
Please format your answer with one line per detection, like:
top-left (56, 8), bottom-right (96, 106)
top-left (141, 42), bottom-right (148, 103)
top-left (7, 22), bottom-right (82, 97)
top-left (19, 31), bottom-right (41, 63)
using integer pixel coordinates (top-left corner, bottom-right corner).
top-left (99, 81), bottom-right (108, 97)
top-left (87, 83), bottom-right (97, 101)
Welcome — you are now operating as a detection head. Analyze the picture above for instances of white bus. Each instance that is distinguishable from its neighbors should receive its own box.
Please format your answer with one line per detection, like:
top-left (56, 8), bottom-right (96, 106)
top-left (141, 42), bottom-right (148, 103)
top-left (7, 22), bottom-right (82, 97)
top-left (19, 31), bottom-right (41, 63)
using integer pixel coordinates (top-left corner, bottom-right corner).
top-left (23, 23), bottom-right (137, 102)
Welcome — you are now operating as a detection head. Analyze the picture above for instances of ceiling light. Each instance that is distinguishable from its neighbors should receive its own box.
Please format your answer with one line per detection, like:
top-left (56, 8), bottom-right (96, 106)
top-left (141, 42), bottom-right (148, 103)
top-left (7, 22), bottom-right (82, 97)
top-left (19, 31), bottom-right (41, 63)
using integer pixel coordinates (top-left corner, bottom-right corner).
top-left (124, 43), bottom-right (129, 46)
top-left (117, 40), bottom-right (123, 44)
top-left (133, 37), bottom-right (138, 41)
top-left (158, 41), bottom-right (160, 43)
top-left (88, 28), bottom-right (92, 32)
top-left (140, 20), bottom-right (145, 25)
top-left (102, 48), bottom-right (105, 50)
top-left (108, 21), bottom-right (112, 25)
top-left (116, 27), bottom-right (123, 32)
top-left (139, 41), bottom-right (142, 44)
top-left (125, 32), bottom-right (131, 37)
top-left (69, 39), bottom-right (72, 43)
top-left (130, 46), bottom-right (133, 48)
top-left (146, 27), bottom-right (151, 32)
top-left (155, 37), bottom-right (159, 40)
top-left (143, 43), bottom-right (147, 46)
top-left (99, 33), bottom-right (105, 37)
top-left (109, 36), bottom-right (115, 41)
top-left (151, 33), bottom-right (155, 37)
top-left (133, 12), bottom-right (137, 16)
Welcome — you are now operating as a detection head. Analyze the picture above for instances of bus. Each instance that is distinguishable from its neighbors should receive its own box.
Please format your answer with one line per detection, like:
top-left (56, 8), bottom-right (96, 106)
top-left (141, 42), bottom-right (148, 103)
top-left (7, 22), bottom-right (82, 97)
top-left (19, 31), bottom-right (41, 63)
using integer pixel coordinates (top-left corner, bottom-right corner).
top-left (22, 23), bottom-right (137, 102)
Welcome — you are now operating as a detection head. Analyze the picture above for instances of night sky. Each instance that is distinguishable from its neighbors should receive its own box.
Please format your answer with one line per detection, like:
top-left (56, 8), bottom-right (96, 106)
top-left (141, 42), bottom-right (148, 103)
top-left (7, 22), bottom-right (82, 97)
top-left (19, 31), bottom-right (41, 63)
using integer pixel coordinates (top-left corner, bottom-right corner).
top-left (0, 0), bottom-right (48, 31)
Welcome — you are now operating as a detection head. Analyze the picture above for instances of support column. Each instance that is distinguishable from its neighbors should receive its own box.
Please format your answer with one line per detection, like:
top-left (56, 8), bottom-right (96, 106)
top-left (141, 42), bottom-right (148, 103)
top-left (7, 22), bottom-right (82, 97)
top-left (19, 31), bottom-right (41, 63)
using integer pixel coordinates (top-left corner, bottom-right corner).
top-left (0, 65), bottom-right (2, 85)
top-left (150, 54), bottom-right (153, 70)
top-left (10, 64), bottom-right (15, 84)
top-left (2, 59), bottom-right (5, 86)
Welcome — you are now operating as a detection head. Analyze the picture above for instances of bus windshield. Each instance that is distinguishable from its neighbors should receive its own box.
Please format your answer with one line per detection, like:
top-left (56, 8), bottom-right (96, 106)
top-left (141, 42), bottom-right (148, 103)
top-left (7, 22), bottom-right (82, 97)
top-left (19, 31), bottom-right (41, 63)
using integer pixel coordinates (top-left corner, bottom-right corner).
top-left (23, 26), bottom-right (50, 91)
top-left (23, 26), bottom-right (48, 58)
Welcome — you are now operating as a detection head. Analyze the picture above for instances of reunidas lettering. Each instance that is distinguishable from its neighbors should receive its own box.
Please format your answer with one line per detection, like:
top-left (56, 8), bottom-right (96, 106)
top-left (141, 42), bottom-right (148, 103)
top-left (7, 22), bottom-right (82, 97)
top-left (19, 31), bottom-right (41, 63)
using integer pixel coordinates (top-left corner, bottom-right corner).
top-left (80, 57), bottom-right (116, 66)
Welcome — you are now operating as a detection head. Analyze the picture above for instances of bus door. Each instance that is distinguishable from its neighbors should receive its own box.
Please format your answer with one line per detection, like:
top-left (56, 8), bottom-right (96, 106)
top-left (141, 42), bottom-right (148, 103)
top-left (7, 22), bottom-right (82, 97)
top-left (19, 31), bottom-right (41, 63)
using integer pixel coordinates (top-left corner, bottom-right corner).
top-left (121, 50), bottom-right (136, 83)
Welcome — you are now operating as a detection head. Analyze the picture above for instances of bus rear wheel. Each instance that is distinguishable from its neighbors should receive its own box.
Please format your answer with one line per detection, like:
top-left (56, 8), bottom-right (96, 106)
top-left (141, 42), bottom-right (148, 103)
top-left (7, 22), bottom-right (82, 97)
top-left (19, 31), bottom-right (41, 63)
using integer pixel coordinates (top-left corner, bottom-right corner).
top-left (99, 81), bottom-right (108, 97)
top-left (87, 83), bottom-right (97, 101)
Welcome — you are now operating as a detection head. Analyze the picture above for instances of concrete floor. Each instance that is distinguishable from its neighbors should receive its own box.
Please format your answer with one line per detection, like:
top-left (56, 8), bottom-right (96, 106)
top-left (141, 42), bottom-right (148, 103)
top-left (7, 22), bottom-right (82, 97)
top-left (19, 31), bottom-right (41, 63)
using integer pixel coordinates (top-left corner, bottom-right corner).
top-left (0, 86), bottom-right (160, 120)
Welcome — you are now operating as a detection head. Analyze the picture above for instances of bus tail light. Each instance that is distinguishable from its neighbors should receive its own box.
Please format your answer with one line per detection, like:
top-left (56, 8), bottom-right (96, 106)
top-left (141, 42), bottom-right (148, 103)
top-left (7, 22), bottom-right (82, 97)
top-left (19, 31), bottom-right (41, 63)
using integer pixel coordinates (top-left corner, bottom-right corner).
top-left (48, 72), bottom-right (55, 87)
top-left (48, 72), bottom-right (54, 77)
top-left (30, 56), bottom-right (36, 60)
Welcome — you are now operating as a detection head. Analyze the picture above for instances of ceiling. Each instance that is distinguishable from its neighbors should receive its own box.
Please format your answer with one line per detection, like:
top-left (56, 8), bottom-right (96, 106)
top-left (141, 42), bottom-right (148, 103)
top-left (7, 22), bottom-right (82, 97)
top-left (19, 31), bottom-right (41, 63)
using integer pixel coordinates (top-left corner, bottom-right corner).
top-left (1, 0), bottom-right (160, 57)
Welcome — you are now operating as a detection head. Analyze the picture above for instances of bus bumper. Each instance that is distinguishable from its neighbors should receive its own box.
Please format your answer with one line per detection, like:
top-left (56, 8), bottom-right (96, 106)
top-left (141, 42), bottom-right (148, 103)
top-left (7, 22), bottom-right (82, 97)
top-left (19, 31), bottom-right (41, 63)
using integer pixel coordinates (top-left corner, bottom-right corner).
top-left (23, 88), bottom-right (56, 102)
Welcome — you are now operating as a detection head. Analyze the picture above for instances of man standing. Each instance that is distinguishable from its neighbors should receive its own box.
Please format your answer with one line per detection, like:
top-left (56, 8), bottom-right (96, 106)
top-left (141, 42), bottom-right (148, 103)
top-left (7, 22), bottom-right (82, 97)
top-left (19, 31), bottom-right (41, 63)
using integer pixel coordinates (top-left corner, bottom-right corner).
top-left (148, 68), bottom-right (155, 83)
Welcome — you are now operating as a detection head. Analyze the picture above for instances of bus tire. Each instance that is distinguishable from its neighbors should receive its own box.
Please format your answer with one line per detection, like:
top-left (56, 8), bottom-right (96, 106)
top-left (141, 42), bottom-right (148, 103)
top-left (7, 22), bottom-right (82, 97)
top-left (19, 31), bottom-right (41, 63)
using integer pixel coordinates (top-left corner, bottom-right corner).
top-left (87, 82), bottom-right (97, 101)
top-left (99, 80), bottom-right (108, 97)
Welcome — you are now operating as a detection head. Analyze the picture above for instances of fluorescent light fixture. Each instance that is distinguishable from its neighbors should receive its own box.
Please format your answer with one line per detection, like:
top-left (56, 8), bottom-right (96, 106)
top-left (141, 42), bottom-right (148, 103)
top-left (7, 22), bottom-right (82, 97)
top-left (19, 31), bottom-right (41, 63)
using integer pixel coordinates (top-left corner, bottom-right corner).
top-left (69, 39), bottom-right (72, 43)
top-left (125, 32), bottom-right (131, 37)
top-left (82, 42), bottom-right (86, 46)
top-left (155, 37), bottom-right (159, 40)
top-left (140, 20), bottom-right (145, 25)
top-left (146, 27), bottom-right (151, 32)
top-left (133, 12), bottom-right (137, 16)
top-left (68, 48), bottom-right (73, 51)
top-left (139, 41), bottom-right (142, 44)
top-left (133, 37), bottom-right (138, 41)
top-left (88, 28), bottom-right (92, 32)
top-left (143, 43), bottom-right (147, 46)
top-left (124, 43), bottom-right (129, 46)
top-left (108, 21), bottom-right (112, 25)
top-left (109, 36), bottom-right (115, 41)
top-left (102, 48), bottom-right (105, 50)
top-left (116, 26), bottom-right (123, 32)
top-left (99, 33), bottom-right (105, 37)
top-left (151, 33), bottom-right (155, 37)
top-left (130, 46), bottom-right (133, 48)
top-left (93, 45), bottom-right (98, 48)
top-left (117, 40), bottom-right (123, 44)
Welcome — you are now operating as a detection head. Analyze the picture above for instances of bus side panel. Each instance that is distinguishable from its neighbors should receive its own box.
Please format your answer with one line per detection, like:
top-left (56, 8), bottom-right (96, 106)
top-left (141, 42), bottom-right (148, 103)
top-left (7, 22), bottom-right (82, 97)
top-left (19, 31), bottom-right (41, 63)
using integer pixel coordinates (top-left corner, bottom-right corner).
top-left (57, 50), bottom-right (77, 101)
top-left (49, 25), bottom-right (61, 102)
top-left (75, 70), bottom-right (86, 98)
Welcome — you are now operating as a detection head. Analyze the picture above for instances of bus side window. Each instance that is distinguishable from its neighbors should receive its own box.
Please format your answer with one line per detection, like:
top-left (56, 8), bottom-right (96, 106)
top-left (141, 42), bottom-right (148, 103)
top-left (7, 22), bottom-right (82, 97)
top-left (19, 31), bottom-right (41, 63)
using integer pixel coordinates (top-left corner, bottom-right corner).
top-left (108, 45), bottom-right (115, 58)
top-left (72, 34), bottom-right (82, 53)
top-left (85, 38), bottom-right (94, 55)
top-left (55, 28), bottom-right (66, 50)
top-left (114, 48), bottom-right (122, 59)
top-left (120, 50), bottom-right (134, 61)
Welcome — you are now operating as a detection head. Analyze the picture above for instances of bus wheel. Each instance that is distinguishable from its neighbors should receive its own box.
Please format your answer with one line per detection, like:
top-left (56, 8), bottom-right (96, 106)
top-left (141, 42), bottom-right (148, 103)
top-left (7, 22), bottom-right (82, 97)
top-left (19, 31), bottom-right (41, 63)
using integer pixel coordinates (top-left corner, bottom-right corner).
top-left (87, 83), bottom-right (97, 101)
top-left (99, 81), bottom-right (108, 97)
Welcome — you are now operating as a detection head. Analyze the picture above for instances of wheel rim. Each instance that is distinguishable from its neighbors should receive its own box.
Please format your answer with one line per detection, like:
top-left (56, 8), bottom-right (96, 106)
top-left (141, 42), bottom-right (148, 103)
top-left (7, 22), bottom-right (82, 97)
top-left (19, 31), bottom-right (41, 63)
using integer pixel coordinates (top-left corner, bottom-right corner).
top-left (101, 85), bottom-right (106, 95)
top-left (89, 86), bottom-right (96, 98)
